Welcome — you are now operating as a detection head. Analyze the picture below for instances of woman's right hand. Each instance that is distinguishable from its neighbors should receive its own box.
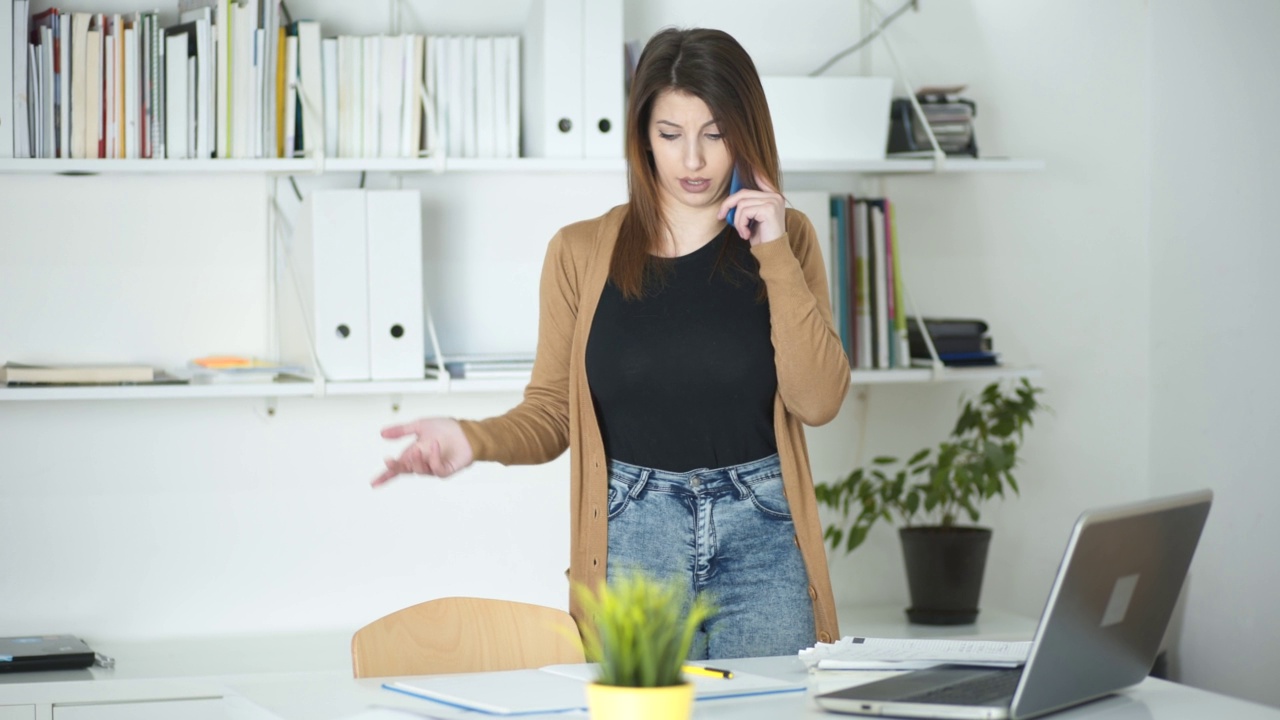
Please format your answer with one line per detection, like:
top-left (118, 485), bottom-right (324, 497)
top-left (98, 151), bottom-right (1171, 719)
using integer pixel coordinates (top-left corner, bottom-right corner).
top-left (372, 417), bottom-right (475, 487)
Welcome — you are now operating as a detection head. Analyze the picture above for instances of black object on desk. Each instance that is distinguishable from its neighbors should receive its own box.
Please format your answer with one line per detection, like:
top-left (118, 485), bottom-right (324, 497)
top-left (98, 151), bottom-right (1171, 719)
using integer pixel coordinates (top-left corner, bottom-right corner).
top-left (0, 635), bottom-right (96, 672)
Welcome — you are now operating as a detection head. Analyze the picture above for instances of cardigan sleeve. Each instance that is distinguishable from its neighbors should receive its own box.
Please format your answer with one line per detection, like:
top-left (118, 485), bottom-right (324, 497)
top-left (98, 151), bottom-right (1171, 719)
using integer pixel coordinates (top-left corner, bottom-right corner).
top-left (751, 208), bottom-right (851, 425)
top-left (458, 231), bottom-right (578, 464)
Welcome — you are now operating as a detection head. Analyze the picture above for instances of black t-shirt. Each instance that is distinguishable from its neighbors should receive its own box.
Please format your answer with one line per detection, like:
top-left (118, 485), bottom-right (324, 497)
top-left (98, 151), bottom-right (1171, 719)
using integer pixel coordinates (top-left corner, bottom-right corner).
top-left (585, 227), bottom-right (778, 472)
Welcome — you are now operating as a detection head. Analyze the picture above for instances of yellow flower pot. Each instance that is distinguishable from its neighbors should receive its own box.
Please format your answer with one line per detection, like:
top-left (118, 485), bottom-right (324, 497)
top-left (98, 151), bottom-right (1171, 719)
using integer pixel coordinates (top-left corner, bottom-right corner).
top-left (585, 681), bottom-right (695, 720)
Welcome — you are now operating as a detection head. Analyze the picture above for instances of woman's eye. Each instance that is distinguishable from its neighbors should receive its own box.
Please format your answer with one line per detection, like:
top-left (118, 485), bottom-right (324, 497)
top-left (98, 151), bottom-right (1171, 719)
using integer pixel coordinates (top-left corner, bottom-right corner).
top-left (658, 132), bottom-right (679, 141)
top-left (705, 133), bottom-right (723, 141)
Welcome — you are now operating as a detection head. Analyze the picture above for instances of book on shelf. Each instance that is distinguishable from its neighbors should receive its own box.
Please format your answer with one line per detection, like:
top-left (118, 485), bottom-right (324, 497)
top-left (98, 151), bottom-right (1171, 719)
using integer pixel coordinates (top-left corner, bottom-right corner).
top-left (1, 362), bottom-right (157, 385)
top-left (827, 194), bottom-right (911, 371)
top-left (8, 2), bottom-right (536, 162)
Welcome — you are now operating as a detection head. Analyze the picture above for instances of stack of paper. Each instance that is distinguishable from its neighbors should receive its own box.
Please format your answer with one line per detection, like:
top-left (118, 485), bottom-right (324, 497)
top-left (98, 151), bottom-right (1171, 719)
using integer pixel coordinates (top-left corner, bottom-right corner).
top-left (182, 356), bottom-right (308, 384)
top-left (799, 636), bottom-right (1031, 671)
top-left (385, 663), bottom-right (803, 716)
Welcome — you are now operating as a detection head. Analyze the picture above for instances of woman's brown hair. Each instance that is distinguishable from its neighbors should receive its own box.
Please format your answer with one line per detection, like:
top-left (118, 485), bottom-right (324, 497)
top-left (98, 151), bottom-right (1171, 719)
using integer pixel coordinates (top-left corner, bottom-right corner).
top-left (612, 28), bottom-right (781, 300)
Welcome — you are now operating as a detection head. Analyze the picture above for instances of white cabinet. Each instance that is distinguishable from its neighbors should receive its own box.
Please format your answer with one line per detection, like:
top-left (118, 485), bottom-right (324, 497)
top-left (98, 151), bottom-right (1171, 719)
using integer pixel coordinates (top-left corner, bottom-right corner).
top-left (0, 705), bottom-right (35, 720)
top-left (53, 699), bottom-right (224, 720)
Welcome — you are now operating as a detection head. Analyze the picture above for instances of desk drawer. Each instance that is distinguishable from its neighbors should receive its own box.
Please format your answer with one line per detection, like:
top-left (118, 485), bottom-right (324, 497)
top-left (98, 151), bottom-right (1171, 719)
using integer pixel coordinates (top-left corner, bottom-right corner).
top-left (54, 698), bottom-right (225, 720)
top-left (0, 705), bottom-right (35, 720)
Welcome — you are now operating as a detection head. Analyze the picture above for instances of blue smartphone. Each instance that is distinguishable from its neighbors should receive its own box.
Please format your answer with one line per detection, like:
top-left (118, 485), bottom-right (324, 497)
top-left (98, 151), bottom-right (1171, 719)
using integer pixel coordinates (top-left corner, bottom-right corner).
top-left (726, 166), bottom-right (744, 226)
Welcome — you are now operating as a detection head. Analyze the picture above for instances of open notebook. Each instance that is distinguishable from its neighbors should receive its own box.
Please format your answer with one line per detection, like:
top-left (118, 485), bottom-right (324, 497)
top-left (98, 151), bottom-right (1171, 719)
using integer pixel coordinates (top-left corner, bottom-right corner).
top-left (384, 663), bottom-right (803, 716)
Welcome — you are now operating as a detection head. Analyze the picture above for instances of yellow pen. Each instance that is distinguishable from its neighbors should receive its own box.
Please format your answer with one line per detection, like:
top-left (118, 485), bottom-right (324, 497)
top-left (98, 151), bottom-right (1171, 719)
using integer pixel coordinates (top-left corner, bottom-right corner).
top-left (681, 664), bottom-right (734, 679)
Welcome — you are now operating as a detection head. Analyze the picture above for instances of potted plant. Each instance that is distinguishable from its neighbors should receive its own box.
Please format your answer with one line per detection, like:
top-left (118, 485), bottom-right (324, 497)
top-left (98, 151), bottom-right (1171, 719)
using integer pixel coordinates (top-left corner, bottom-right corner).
top-left (815, 379), bottom-right (1045, 625)
top-left (574, 571), bottom-right (716, 720)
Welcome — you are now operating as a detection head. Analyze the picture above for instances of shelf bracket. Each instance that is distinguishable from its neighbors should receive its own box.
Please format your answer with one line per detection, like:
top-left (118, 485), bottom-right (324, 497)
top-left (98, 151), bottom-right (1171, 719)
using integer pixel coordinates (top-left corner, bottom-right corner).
top-left (864, 0), bottom-right (947, 171)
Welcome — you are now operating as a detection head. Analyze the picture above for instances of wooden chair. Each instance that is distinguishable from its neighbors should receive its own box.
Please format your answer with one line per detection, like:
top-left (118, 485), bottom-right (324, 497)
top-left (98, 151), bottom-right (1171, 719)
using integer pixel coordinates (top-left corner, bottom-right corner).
top-left (350, 596), bottom-right (586, 678)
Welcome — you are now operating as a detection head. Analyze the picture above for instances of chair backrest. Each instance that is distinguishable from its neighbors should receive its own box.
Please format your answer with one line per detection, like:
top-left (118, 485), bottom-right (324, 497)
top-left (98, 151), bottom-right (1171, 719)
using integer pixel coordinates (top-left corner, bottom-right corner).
top-left (350, 596), bottom-right (586, 678)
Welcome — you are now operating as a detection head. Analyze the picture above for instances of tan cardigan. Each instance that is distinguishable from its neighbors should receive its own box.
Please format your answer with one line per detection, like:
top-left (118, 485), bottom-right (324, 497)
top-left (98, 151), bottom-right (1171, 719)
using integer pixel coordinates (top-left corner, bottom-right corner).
top-left (459, 204), bottom-right (850, 644)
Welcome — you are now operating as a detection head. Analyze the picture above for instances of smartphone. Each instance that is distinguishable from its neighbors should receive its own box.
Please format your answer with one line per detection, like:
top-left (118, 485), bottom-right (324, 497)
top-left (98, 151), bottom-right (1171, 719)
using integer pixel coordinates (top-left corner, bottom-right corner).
top-left (726, 167), bottom-right (744, 226)
top-left (725, 165), bottom-right (758, 233)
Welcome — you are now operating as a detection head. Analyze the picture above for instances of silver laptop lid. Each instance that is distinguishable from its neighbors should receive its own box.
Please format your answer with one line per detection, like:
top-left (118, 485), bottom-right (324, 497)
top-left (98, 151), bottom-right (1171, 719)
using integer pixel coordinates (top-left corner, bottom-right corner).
top-left (1011, 489), bottom-right (1212, 719)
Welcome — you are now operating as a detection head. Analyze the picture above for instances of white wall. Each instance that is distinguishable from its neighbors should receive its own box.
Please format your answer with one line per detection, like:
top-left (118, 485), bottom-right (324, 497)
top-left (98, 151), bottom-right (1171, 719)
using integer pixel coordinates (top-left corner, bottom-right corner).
top-left (835, 1), bottom-right (1156, 624)
top-left (1148, 0), bottom-right (1280, 708)
top-left (1, 0), bottom-right (1275, 707)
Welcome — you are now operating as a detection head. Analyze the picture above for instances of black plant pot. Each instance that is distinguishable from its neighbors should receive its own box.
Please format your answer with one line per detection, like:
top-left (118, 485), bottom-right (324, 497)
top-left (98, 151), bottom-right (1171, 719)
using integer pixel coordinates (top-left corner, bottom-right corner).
top-left (899, 526), bottom-right (993, 625)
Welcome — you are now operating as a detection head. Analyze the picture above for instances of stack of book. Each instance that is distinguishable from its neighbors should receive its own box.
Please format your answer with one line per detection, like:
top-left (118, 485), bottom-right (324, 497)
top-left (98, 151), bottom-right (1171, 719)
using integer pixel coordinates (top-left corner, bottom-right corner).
top-left (5, 1), bottom-right (522, 160)
top-left (907, 318), bottom-right (998, 367)
top-left (830, 194), bottom-right (911, 370)
top-left (887, 85), bottom-right (978, 158)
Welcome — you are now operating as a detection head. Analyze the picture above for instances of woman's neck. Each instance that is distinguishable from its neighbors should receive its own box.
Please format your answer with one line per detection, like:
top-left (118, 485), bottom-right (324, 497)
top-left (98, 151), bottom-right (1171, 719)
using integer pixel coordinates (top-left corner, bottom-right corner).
top-left (655, 202), bottom-right (725, 258)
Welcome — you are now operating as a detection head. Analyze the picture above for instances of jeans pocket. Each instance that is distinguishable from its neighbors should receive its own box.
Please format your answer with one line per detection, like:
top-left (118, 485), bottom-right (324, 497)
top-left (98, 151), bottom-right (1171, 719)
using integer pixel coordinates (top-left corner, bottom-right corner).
top-left (744, 473), bottom-right (792, 519)
top-left (607, 474), bottom-right (633, 519)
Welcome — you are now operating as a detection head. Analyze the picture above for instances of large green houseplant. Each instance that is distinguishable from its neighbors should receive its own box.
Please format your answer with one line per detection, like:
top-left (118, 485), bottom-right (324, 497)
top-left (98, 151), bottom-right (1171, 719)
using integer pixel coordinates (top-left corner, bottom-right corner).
top-left (574, 571), bottom-right (716, 720)
top-left (816, 379), bottom-right (1045, 624)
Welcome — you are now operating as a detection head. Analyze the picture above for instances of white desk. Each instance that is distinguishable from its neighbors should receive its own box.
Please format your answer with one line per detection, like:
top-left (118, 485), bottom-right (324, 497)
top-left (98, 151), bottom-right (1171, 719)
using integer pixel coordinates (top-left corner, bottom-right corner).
top-left (0, 625), bottom-right (1276, 720)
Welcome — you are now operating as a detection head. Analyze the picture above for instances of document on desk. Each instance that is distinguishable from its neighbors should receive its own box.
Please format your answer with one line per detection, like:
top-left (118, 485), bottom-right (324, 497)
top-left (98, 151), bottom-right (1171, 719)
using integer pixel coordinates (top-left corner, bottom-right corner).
top-left (799, 636), bottom-right (1032, 671)
top-left (384, 663), bottom-right (804, 715)
top-left (385, 669), bottom-right (588, 715)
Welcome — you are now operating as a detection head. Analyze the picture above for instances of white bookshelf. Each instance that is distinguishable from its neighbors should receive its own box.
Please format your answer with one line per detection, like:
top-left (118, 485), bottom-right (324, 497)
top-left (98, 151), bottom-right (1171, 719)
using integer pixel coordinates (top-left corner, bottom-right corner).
top-left (0, 380), bottom-right (317, 402)
top-left (0, 157), bottom-right (1044, 176)
top-left (0, 366), bottom-right (1040, 402)
top-left (0, 158), bottom-right (312, 174)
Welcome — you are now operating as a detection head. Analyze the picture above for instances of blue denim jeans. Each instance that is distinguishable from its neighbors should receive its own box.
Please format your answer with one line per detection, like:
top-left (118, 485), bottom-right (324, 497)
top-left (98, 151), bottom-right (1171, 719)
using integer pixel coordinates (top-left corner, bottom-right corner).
top-left (605, 454), bottom-right (816, 660)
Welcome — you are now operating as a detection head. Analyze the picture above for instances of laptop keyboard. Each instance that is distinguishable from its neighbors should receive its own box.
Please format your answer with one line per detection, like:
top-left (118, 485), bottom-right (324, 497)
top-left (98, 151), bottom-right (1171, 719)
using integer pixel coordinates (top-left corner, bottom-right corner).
top-left (901, 669), bottom-right (1022, 705)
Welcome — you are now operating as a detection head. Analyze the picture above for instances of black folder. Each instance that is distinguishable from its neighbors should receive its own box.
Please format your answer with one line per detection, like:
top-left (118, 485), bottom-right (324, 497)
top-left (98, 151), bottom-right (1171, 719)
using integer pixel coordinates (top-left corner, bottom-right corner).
top-left (0, 635), bottom-right (96, 672)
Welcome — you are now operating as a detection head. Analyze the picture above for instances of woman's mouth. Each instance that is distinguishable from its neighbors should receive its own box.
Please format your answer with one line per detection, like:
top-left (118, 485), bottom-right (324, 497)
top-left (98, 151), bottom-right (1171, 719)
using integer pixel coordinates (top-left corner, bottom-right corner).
top-left (680, 177), bottom-right (711, 193)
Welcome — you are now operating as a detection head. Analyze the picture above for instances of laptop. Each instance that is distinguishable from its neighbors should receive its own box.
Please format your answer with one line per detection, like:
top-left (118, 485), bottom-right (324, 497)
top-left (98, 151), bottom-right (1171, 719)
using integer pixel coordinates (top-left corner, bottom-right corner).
top-left (816, 489), bottom-right (1213, 719)
top-left (0, 635), bottom-right (96, 673)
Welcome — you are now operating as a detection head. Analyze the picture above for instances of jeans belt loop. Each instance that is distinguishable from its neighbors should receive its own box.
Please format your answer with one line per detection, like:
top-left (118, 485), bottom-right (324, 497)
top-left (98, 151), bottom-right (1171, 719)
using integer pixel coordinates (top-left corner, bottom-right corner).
top-left (627, 468), bottom-right (650, 499)
top-left (726, 467), bottom-right (751, 500)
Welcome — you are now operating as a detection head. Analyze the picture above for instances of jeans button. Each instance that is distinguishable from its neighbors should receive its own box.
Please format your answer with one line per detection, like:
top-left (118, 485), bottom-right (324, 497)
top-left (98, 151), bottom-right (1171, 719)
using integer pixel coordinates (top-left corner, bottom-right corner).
top-left (690, 476), bottom-right (701, 489)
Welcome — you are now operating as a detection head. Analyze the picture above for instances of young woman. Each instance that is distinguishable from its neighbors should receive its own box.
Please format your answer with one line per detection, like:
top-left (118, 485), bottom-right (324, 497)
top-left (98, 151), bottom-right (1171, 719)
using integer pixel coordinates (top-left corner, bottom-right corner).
top-left (373, 28), bottom-right (849, 659)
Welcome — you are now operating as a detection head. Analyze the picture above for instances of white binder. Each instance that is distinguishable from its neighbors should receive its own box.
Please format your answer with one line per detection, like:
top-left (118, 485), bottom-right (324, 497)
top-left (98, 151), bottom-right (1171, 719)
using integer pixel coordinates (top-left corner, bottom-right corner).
top-left (523, 0), bottom-right (583, 158)
top-left (581, 0), bottom-right (623, 158)
top-left (283, 190), bottom-right (371, 381)
top-left (365, 191), bottom-right (426, 380)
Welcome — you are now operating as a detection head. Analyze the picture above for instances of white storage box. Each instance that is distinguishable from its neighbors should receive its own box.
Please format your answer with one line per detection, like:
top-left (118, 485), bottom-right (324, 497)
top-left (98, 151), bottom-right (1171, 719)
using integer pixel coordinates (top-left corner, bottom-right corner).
top-left (762, 76), bottom-right (894, 161)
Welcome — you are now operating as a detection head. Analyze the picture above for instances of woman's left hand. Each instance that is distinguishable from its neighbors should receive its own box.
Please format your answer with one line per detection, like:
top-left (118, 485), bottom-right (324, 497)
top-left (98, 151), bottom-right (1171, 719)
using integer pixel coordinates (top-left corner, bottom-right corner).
top-left (718, 169), bottom-right (786, 246)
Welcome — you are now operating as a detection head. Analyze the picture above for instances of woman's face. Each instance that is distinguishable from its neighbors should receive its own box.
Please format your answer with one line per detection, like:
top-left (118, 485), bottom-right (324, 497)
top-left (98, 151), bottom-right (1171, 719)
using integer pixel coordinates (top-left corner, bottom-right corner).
top-left (647, 89), bottom-right (734, 214)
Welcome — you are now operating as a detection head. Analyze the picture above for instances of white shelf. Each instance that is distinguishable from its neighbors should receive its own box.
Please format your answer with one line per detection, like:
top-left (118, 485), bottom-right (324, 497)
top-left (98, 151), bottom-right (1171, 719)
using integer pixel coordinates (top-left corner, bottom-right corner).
top-left (0, 158), bottom-right (314, 174)
top-left (322, 379), bottom-right (447, 396)
top-left (0, 157), bottom-right (1044, 176)
top-left (0, 380), bottom-right (318, 401)
top-left (0, 366), bottom-right (1039, 402)
top-left (782, 157), bottom-right (1045, 174)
